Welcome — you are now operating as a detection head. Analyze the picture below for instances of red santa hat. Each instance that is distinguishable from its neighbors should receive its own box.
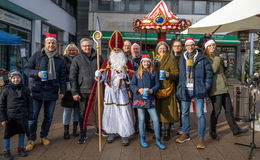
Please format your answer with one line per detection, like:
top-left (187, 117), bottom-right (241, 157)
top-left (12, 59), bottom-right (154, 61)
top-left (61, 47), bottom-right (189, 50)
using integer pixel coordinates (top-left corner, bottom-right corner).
top-left (45, 32), bottom-right (57, 41)
top-left (141, 54), bottom-right (152, 63)
top-left (184, 38), bottom-right (195, 46)
top-left (204, 39), bottom-right (216, 49)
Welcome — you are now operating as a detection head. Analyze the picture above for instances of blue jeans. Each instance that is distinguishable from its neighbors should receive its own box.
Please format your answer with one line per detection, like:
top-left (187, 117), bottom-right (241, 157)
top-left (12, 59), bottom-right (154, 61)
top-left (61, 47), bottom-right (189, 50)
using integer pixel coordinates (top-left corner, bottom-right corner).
top-left (3, 134), bottom-right (24, 151)
top-left (63, 107), bottom-right (79, 125)
top-left (181, 90), bottom-right (206, 139)
top-left (137, 107), bottom-right (160, 139)
top-left (28, 99), bottom-right (56, 141)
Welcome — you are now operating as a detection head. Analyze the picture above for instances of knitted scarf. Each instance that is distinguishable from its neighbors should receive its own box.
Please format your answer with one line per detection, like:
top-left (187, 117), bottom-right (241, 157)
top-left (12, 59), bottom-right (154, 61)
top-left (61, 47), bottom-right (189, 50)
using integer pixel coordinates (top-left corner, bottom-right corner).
top-left (184, 50), bottom-right (198, 90)
top-left (44, 48), bottom-right (58, 80)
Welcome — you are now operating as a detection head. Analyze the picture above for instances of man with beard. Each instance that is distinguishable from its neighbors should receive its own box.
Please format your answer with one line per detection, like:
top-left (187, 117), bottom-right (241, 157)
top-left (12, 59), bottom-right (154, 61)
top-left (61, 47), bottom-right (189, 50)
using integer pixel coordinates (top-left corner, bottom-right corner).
top-left (95, 31), bottom-right (135, 146)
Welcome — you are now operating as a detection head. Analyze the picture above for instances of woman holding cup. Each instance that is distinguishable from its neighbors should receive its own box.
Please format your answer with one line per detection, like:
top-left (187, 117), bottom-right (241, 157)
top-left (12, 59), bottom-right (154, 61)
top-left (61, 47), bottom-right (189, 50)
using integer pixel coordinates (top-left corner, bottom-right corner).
top-left (154, 41), bottom-right (179, 141)
top-left (130, 54), bottom-right (165, 149)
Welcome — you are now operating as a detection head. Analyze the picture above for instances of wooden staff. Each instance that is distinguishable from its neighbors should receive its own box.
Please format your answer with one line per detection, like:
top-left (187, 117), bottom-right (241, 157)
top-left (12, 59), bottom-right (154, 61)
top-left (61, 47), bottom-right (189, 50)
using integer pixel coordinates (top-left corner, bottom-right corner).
top-left (93, 31), bottom-right (102, 152)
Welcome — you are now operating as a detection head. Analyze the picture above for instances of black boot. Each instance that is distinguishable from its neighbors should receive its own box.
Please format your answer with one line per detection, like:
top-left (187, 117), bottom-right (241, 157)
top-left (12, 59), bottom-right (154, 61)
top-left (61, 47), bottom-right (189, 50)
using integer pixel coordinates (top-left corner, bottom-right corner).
top-left (3, 150), bottom-right (13, 160)
top-left (18, 147), bottom-right (28, 157)
top-left (163, 123), bottom-right (171, 141)
top-left (78, 130), bottom-right (87, 144)
top-left (64, 125), bottom-right (70, 139)
top-left (73, 122), bottom-right (79, 137)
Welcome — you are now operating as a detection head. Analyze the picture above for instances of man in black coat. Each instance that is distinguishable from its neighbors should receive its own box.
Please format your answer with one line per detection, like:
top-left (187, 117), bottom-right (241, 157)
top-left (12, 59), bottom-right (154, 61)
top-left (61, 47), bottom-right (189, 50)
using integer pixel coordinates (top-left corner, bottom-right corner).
top-left (69, 38), bottom-right (100, 144)
top-left (24, 33), bottom-right (66, 151)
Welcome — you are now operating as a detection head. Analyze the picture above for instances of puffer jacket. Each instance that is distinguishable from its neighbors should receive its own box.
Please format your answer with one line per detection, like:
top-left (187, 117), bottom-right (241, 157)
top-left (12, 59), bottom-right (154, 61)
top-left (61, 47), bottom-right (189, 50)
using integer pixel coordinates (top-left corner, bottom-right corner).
top-left (176, 50), bottom-right (213, 101)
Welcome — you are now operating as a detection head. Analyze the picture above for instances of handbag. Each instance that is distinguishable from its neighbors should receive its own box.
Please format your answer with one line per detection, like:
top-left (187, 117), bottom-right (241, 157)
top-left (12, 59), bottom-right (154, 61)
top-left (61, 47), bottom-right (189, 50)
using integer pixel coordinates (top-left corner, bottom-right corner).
top-left (156, 83), bottom-right (173, 99)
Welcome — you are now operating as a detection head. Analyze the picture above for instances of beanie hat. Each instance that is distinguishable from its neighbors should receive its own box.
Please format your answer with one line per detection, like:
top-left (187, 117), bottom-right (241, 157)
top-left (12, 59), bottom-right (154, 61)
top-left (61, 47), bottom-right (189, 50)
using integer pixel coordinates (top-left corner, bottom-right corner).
top-left (204, 39), bottom-right (216, 49)
top-left (8, 70), bottom-right (22, 81)
top-left (184, 38), bottom-right (195, 46)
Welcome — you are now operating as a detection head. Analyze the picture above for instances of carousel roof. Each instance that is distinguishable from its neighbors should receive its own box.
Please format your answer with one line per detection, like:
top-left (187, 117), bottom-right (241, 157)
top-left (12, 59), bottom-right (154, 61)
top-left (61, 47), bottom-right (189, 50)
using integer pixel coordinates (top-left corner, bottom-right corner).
top-left (133, 0), bottom-right (191, 33)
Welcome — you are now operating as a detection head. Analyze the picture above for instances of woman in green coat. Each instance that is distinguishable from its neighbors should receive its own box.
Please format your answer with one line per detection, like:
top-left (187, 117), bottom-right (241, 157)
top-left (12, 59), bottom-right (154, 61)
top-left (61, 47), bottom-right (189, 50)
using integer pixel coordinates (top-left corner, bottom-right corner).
top-left (154, 41), bottom-right (179, 141)
top-left (204, 39), bottom-right (248, 140)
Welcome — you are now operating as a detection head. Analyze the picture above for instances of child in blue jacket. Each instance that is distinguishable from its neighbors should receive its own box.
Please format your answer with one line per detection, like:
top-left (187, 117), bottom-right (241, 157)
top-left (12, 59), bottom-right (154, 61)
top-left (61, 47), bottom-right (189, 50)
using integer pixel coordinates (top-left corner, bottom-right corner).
top-left (130, 55), bottom-right (166, 150)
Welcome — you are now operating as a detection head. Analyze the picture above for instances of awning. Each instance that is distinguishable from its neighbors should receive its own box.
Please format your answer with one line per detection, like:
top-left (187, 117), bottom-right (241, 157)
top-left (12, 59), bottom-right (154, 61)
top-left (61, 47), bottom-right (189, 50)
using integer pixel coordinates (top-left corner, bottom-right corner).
top-left (0, 30), bottom-right (22, 45)
top-left (0, 1), bottom-right (45, 20)
top-left (90, 31), bottom-right (240, 44)
top-left (188, 0), bottom-right (260, 34)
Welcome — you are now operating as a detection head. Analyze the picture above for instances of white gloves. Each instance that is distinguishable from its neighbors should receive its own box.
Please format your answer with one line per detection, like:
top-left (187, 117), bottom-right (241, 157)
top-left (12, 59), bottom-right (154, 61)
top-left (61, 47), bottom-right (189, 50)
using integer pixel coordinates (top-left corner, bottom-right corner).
top-left (95, 70), bottom-right (102, 77)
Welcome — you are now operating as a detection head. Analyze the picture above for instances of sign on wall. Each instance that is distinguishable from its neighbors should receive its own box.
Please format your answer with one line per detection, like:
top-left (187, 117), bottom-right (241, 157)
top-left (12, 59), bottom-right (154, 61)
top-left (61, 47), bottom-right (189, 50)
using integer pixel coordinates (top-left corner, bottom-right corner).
top-left (0, 8), bottom-right (31, 30)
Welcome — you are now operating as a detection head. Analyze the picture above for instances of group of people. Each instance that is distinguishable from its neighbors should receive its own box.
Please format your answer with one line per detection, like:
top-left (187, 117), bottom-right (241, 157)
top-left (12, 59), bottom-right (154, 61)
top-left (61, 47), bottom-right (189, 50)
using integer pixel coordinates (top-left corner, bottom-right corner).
top-left (0, 31), bottom-right (248, 160)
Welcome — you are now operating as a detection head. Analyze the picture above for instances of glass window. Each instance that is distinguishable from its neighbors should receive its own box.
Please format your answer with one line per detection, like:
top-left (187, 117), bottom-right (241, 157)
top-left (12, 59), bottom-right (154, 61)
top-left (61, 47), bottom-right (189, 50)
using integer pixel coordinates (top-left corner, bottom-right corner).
top-left (98, 0), bottom-right (111, 11)
top-left (144, 0), bottom-right (157, 12)
top-left (178, 0), bottom-right (193, 14)
top-left (9, 27), bottom-right (31, 42)
top-left (171, 0), bottom-right (178, 14)
top-left (113, 0), bottom-right (126, 12)
top-left (129, 0), bottom-right (141, 12)
top-left (209, 2), bottom-right (222, 14)
top-left (194, 1), bottom-right (207, 14)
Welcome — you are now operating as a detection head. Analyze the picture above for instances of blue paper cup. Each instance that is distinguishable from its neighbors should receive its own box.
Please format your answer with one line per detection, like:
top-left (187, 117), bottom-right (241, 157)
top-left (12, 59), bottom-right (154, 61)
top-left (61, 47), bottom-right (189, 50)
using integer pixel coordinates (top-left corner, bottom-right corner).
top-left (41, 71), bottom-right (48, 81)
top-left (142, 88), bottom-right (149, 99)
top-left (160, 70), bottom-right (166, 80)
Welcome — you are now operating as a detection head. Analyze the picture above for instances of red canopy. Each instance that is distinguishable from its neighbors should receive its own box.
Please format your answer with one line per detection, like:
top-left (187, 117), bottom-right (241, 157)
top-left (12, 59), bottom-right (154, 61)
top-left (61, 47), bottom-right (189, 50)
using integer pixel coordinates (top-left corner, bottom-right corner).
top-left (133, 0), bottom-right (191, 33)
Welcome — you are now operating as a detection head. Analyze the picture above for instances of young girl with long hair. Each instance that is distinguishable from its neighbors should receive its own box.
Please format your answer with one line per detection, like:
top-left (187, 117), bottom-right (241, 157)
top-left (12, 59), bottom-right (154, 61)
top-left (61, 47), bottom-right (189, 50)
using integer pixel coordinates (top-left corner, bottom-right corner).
top-left (130, 55), bottom-right (166, 149)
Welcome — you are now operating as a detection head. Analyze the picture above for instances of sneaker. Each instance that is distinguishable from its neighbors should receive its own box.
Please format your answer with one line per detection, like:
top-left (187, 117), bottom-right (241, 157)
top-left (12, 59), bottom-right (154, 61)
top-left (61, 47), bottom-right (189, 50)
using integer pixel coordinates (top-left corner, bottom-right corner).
top-left (3, 150), bottom-right (13, 160)
top-left (18, 147), bottom-right (28, 157)
top-left (175, 134), bottom-right (190, 144)
top-left (25, 141), bottom-right (35, 152)
top-left (122, 137), bottom-right (129, 146)
top-left (233, 128), bottom-right (249, 137)
top-left (196, 138), bottom-right (206, 149)
top-left (107, 134), bottom-right (115, 143)
top-left (39, 138), bottom-right (50, 146)
top-left (95, 130), bottom-right (109, 137)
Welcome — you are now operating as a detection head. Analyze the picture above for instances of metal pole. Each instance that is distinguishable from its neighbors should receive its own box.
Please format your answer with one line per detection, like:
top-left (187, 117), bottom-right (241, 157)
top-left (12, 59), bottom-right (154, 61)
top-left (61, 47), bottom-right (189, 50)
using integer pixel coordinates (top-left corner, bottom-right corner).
top-left (249, 33), bottom-right (255, 76)
top-left (93, 31), bottom-right (102, 152)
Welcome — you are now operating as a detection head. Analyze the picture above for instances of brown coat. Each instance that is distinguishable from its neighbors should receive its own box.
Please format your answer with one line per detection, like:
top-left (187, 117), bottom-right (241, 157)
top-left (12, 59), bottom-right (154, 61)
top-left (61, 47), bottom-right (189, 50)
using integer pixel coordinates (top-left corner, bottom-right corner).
top-left (155, 54), bottom-right (179, 123)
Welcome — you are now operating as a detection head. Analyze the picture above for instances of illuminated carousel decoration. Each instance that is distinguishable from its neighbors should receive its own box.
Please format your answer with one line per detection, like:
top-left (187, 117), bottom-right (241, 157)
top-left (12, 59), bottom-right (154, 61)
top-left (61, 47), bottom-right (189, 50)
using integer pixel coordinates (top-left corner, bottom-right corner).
top-left (133, 0), bottom-right (192, 42)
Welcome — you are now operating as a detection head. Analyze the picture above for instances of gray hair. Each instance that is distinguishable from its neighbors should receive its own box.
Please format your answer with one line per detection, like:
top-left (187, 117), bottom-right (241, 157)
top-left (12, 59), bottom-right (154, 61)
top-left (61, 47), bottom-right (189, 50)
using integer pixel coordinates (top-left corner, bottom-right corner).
top-left (80, 38), bottom-right (93, 46)
top-left (155, 41), bottom-right (170, 55)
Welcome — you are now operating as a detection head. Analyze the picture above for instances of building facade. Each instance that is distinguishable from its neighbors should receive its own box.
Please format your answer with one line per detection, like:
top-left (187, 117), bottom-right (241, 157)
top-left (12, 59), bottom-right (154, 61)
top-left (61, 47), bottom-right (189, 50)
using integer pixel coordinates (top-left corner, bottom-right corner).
top-left (0, 0), bottom-right (76, 71)
top-left (87, 0), bottom-right (240, 78)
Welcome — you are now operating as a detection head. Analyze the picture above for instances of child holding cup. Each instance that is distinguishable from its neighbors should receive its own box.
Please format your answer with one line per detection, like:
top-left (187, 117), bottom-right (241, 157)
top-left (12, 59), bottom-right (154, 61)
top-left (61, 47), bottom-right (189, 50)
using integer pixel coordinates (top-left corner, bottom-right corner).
top-left (130, 55), bottom-right (166, 150)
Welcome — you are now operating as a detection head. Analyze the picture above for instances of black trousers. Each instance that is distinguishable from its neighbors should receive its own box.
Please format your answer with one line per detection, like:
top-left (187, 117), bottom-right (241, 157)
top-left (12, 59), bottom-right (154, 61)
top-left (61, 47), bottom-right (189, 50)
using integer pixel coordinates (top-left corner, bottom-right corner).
top-left (210, 93), bottom-right (240, 134)
top-left (78, 93), bottom-right (90, 132)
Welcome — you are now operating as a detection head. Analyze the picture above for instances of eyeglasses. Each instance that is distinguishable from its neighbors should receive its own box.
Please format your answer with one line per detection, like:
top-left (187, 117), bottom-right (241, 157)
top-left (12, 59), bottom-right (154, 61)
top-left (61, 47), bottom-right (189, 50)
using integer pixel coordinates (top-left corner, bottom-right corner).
top-left (81, 45), bottom-right (92, 48)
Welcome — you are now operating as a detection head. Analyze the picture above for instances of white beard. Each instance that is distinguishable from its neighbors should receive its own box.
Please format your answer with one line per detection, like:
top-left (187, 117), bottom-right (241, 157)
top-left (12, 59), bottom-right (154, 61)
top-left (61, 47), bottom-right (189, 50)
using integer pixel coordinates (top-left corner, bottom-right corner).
top-left (109, 51), bottom-right (127, 72)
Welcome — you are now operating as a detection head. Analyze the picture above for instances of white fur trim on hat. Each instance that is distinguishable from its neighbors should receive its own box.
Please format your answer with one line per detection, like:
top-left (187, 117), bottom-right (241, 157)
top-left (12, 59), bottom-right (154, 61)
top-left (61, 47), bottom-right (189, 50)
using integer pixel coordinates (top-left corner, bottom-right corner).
top-left (141, 58), bottom-right (152, 63)
top-left (45, 37), bottom-right (57, 41)
top-left (205, 39), bottom-right (216, 48)
top-left (185, 40), bottom-right (195, 46)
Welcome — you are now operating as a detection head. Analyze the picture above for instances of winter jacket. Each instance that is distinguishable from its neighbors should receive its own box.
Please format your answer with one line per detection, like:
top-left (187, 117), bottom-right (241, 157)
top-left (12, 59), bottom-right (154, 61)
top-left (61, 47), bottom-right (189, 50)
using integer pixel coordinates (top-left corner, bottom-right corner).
top-left (70, 52), bottom-right (101, 95)
top-left (208, 56), bottom-right (228, 96)
top-left (176, 50), bottom-right (213, 101)
top-left (0, 86), bottom-right (32, 121)
top-left (24, 50), bottom-right (66, 100)
top-left (130, 70), bottom-right (159, 109)
top-left (61, 55), bottom-right (79, 108)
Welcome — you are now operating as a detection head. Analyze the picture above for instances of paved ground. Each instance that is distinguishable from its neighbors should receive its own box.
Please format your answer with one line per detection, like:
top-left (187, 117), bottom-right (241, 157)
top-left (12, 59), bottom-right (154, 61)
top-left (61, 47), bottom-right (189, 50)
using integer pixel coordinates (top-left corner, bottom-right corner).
top-left (1, 85), bottom-right (260, 160)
